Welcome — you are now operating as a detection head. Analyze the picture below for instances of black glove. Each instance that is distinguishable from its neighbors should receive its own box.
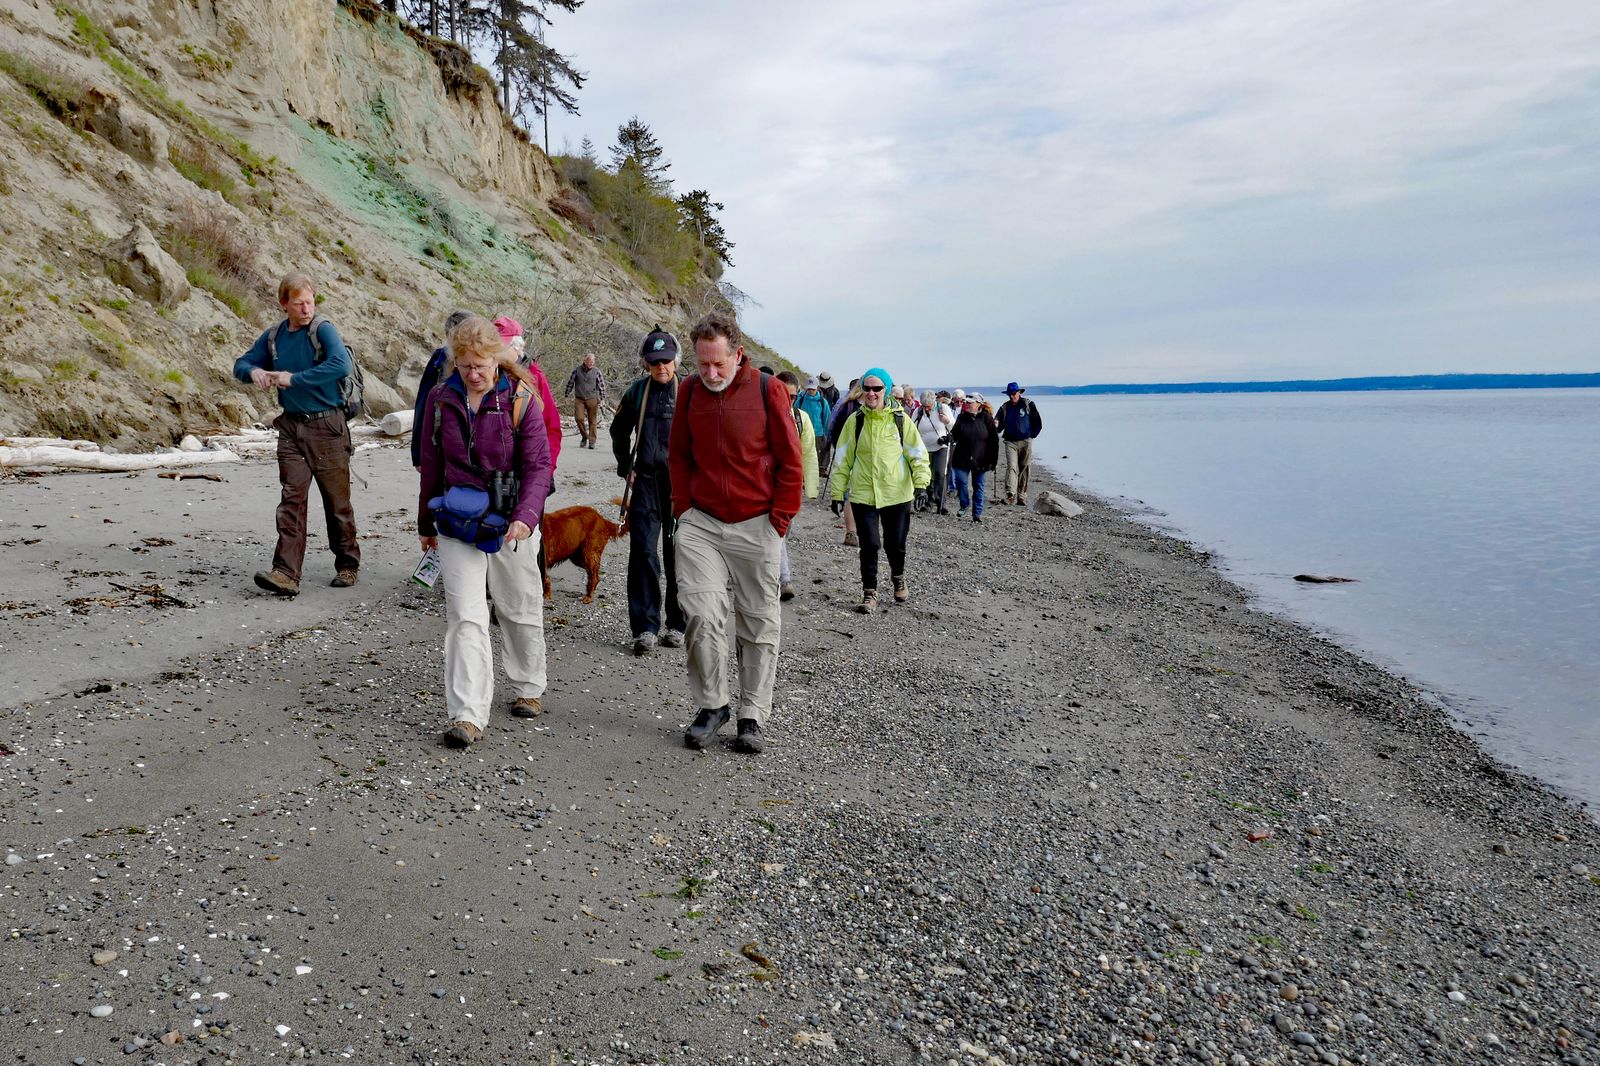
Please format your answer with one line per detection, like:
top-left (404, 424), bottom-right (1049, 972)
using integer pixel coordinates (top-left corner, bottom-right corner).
top-left (831, 499), bottom-right (845, 516)
top-left (914, 489), bottom-right (929, 509)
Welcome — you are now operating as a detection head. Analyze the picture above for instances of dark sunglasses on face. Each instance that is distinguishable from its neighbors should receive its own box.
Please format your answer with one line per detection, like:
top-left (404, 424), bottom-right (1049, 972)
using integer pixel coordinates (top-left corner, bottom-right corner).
top-left (862, 385), bottom-right (885, 393)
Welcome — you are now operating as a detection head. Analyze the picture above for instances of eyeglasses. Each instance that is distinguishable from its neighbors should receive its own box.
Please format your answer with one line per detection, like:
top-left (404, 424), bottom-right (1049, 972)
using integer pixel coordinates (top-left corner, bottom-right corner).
top-left (862, 385), bottom-right (885, 393)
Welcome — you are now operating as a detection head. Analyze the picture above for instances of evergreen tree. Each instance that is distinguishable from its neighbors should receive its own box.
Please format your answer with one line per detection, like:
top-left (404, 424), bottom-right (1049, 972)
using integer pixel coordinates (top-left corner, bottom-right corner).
top-left (676, 189), bottom-right (734, 268)
top-left (610, 117), bottom-right (670, 189)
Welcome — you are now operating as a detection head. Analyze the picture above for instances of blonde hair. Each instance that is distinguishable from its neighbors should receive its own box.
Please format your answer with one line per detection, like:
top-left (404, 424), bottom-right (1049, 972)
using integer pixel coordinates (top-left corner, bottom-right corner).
top-left (277, 272), bottom-right (315, 303)
top-left (448, 315), bottom-right (535, 391)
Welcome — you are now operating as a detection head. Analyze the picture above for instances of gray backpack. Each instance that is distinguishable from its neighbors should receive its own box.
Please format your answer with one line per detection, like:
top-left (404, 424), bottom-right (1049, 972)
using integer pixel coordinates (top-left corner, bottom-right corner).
top-left (265, 313), bottom-right (366, 418)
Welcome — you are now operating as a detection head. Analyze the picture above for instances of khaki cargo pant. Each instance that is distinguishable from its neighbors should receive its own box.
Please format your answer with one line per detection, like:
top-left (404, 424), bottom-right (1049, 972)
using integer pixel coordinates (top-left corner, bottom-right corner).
top-left (574, 396), bottom-right (600, 444)
top-left (1004, 438), bottom-right (1033, 500)
top-left (675, 508), bottom-right (783, 725)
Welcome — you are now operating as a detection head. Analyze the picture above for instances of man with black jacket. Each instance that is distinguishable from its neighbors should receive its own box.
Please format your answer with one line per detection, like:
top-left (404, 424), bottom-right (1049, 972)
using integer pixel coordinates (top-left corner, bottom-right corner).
top-left (996, 381), bottom-right (1042, 505)
top-left (611, 328), bottom-right (685, 656)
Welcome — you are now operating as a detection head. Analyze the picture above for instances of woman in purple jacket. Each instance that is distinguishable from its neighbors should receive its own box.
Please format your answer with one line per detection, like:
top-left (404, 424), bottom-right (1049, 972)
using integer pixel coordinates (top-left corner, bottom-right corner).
top-left (418, 316), bottom-right (554, 748)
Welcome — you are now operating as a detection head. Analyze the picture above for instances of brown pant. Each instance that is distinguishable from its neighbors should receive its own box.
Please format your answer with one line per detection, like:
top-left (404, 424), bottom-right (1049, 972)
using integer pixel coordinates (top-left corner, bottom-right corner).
top-left (271, 410), bottom-right (360, 582)
top-left (574, 396), bottom-right (600, 443)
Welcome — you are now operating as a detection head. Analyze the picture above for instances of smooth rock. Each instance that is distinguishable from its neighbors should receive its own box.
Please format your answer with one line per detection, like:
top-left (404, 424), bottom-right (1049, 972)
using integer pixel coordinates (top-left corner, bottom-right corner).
top-left (89, 1004), bottom-right (114, 1018)
top-left (4, 853), bottom-right (23, 866)
top-left (1034, 491), bottom-right (1084, 518)
top-left (92, 950), bottom-right (119, 966)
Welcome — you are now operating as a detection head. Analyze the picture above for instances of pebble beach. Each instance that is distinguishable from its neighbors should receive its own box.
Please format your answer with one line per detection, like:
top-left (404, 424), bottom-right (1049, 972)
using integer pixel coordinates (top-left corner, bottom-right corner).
top-left (1, 434), bottom-right (1596, 1065)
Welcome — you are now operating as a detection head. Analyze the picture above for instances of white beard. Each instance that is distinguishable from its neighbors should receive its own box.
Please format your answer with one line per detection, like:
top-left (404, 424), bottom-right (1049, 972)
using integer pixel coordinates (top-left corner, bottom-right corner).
top-left (700, 374), bottom-right (733, 393)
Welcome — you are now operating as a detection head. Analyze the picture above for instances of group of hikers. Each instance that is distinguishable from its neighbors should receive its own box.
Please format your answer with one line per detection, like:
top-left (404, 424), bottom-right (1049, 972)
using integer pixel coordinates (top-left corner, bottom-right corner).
top-left (233, 273), bottom-right (1044, 754)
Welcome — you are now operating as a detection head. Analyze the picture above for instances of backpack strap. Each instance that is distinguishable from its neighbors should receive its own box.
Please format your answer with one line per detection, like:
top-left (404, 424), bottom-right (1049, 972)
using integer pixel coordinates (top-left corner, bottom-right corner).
top-left (264, 314), bottom-right (330, 368)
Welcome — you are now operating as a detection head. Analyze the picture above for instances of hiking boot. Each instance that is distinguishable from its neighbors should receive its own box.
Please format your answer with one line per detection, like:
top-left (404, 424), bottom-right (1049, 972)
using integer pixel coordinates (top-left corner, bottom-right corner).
top-left (588, 440), bottom-right (597, 450)
top-left (856, 588), bottom-right (877, 614)
top-left (330, 568), bottom-right (358, 588)
top-left (443, 720), bottom-right (482, 747)
top-left (843, 531), bottom-right (858, 547)
top-left (937, 507), bottom-right (950, 516)
top-left (892, 575), bottom-right (909, 603)
top-left (972, 514), bottom-right (983, 524)
top-left (632, 632), bottom-right (657, 657)
top-left (779, 583), bottom-right (796, 602)
top-left (957, 505), bottom-right (968, 517)
top-left (733, 718), bottom-right (765, 754)
top-left (1004, 494), bottom-right (1015, 505)
top-left (509, 696), bottom-right (543, 718)
top-left (684, 705), bottom-right (730, 749)
top-left (1016, 496), bottom-right (1027, 507)
top-left (658, 629), bottom-right (684, 649)
top-left (254, 569), bottom-right (299, 597)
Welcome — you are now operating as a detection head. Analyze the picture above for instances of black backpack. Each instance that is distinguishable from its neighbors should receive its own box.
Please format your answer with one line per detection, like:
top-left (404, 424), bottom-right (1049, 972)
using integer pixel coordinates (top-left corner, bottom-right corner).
top-left (265, 314), bottom-right (365, 419)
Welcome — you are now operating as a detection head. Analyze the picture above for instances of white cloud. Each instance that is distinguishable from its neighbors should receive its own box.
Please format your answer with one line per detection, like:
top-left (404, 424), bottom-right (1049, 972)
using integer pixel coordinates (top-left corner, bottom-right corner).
top-left (546, 0), bottom-right (1600, 382)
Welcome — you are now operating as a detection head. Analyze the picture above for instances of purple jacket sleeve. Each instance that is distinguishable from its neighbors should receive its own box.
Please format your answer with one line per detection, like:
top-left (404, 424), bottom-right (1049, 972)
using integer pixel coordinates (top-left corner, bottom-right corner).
top-left (511, 389), bottom-right (554, 531)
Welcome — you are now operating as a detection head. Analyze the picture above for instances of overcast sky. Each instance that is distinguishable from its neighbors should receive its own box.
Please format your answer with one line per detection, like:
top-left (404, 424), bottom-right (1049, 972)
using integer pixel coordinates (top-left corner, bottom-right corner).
top-left (543, 0), bottom-right (1600, 386)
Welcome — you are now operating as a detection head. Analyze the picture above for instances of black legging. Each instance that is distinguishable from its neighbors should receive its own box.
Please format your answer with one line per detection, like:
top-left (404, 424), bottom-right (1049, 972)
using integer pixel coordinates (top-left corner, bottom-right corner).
top-left (850, 500), bottom-right (911, 590)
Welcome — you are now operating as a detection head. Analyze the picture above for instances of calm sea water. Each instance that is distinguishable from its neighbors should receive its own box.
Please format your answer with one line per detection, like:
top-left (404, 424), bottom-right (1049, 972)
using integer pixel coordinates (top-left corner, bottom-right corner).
top-left (1026, 389), bottom-right (1600, 810)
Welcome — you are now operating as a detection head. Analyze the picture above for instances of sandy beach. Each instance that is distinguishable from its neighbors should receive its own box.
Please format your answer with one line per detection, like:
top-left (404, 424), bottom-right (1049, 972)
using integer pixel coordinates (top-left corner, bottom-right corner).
top-left (1, 428), bottom-right (1596, 1065)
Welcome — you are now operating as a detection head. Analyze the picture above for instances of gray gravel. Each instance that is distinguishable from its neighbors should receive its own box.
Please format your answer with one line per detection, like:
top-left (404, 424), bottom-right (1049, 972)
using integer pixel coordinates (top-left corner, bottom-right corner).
top-left (1, 453), bottom-right (1596, 1065)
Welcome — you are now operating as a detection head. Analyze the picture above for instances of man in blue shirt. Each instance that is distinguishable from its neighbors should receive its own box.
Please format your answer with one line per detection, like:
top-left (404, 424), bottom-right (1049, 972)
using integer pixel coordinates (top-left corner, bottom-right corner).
top-left (233, 272), bottom-right (360, 596)
top-left (996, 381), bottom-right (1042, 505)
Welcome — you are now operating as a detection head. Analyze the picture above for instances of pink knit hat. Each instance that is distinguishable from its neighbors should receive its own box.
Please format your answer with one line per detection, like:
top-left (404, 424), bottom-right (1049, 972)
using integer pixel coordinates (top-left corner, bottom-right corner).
top-left (492, 315), bottom-right (523, 341)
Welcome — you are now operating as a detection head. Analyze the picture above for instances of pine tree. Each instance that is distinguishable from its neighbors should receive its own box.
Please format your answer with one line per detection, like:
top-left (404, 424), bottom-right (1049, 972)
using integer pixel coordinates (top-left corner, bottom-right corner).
top-left (610, 117), bottom-right (670, 189)
top-left (676, 190), bottom-right (734, 268)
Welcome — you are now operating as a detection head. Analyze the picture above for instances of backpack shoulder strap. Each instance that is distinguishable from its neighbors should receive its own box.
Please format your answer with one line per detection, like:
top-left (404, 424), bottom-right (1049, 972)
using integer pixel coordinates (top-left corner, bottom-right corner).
top-left (265, 319), bottom-right (287, 368)
top-left (853, 407), bottom-right (866, 445)
top-left (306, 314), bottom-right (329, 362)
top-left (510, 383), bottom-right (534, 429)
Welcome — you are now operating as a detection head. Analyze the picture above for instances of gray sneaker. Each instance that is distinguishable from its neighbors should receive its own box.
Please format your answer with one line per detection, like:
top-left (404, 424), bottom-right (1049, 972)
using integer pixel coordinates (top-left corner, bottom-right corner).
top-left (632, 632), bottom-right (657, 657)
top-left (658, 629), bottom-right (684, 648)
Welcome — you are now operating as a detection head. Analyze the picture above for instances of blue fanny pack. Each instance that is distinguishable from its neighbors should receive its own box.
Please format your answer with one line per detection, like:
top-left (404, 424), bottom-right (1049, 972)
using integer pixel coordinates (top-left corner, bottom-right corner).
top-left (428, 485), bottom-right (508, 553)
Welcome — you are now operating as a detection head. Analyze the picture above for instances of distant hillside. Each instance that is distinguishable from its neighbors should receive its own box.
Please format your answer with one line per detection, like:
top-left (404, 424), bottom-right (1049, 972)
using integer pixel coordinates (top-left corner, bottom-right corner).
top-left (0, 0), bottom-right (785, 447)
top-left (971, 373), bottom-right (1600, 396)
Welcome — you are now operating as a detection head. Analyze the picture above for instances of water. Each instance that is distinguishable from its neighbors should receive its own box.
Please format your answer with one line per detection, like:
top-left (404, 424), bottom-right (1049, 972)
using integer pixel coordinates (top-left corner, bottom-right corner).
top-left (1026, 388), bottom-right (1600, 809)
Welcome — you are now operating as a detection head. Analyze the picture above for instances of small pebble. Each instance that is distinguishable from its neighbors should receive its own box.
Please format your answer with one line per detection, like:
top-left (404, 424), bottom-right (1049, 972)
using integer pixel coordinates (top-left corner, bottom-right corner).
top-left (4, 853), bottom-right (23, 866)
top-left (1448, 990), bottom-right (1467, 1003)
top-left (92, 950), bottom-right (119, 966)
top-left (89, 1004), bottom-right (113, 1019)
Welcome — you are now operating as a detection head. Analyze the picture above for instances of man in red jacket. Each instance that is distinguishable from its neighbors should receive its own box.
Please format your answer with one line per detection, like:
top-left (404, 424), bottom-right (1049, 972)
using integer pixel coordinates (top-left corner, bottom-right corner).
top-left (669, 312), bottom-right (803, 754)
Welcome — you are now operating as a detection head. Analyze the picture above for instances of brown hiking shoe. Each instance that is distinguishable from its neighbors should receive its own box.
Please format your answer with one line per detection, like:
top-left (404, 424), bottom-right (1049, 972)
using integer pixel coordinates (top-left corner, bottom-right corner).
top-left (330, 569), bottom-right (359, 588)
top-left (843, 531), bottom-right (858, 547)
top-left (856, 588), bottom-right (877, 614)
top-left (892, 575), bottom-right (909, 603)
top-left (253, 569), bottom-right (299, 597)
top-left (509, 696), bottom-right (543, 718)
top-left (443, 721), bottom-right (482, 747)
top-left (779, 583), bottom-right (796, 602)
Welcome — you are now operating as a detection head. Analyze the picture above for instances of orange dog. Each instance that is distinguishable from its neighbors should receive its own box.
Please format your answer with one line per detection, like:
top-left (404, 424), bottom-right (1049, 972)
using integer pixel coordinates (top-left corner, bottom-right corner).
top-left (539, 505), bottom-right (624, 603)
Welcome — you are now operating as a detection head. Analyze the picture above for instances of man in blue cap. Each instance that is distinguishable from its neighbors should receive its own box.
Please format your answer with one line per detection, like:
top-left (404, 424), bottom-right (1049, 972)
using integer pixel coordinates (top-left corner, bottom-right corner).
top-left (996, 382), bottom-right (1042, 505)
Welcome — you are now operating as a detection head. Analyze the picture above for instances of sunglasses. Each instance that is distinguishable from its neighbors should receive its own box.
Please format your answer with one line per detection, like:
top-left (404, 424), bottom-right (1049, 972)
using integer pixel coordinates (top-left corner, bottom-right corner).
top-left (862, 385), bottom-right (885, 393)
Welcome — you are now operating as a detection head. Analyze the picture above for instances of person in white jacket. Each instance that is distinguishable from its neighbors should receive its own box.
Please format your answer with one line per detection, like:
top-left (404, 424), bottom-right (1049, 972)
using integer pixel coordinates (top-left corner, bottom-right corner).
top-left (913, 389), bottom-right (955, 515)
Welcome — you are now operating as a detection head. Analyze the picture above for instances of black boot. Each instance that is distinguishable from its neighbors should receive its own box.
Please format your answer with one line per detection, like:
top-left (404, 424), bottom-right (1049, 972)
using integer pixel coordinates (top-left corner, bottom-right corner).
top-left (684, 705), bottom-right (730, 749)
top-left (733, 718), bottom-right (765, 754)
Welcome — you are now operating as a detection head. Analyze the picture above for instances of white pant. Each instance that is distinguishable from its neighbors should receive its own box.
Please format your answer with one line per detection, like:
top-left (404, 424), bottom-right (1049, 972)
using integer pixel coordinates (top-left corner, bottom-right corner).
top-left (438, 531), bottom-right (547, 729)
top-left (675, 509), bottom-right (783, 725)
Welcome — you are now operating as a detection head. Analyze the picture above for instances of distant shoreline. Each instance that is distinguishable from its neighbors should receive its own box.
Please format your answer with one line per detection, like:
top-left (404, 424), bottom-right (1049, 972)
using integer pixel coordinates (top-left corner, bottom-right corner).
top-left (961, 372), bottom-right (1600, 395)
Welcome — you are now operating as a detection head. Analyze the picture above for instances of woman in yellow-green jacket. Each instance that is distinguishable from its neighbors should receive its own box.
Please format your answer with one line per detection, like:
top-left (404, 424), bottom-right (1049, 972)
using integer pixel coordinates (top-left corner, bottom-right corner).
top-left (829, 367), bottom-right (931, 613)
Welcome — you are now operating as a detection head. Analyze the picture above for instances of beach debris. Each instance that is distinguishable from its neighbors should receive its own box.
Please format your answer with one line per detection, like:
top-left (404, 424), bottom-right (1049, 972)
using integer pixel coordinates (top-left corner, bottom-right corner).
top-left (157, 471), bottom-right (226, 482)
top-left (380, 410), bottom-right (414, 436)
top-left (1033, 490), bottom-right (1084, 517)
top-left (0, 444), bottom-right (240, 471)
top-left (793, 1031), bottom-right (837, 1049)
top-left (92, 950), bottom-right (119, 966)
top-left (1294, 574), bottom-right (1357, 583)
